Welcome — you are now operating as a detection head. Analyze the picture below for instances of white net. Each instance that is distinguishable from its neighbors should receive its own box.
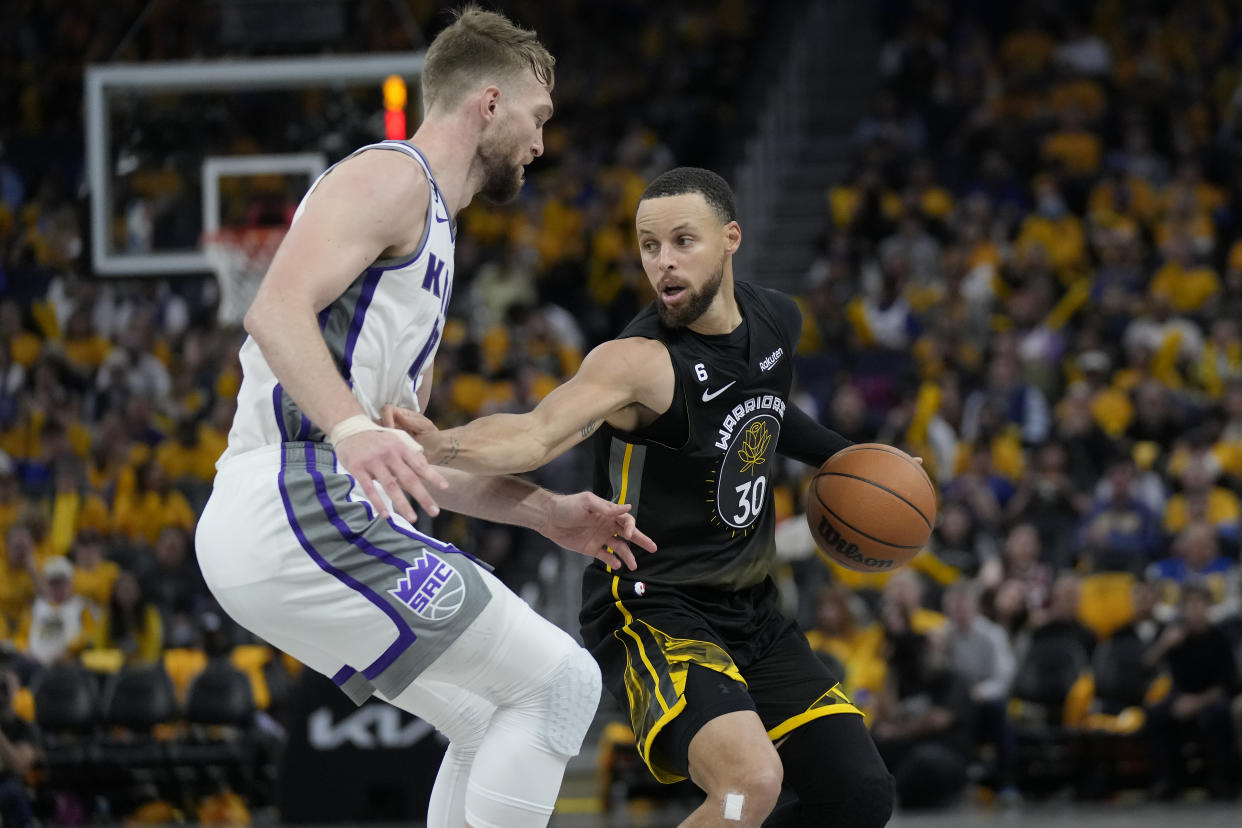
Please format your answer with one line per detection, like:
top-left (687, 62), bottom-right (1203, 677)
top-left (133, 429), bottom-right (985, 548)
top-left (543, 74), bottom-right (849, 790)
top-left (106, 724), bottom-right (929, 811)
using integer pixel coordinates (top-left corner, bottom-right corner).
top-left (203, 227), bottom-right (286, 326)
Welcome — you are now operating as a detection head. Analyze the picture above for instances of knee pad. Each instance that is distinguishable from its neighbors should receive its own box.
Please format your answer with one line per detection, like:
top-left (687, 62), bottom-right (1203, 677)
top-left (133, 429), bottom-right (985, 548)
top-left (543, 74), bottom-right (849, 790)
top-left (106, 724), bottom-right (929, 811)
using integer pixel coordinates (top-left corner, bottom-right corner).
top-left (541, 647), bottom-right (601, 757)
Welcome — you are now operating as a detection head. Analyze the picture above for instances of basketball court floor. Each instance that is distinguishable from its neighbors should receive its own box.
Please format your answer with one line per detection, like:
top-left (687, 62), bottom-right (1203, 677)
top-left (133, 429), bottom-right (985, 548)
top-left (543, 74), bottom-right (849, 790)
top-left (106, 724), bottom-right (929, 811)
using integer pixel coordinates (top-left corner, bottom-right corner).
top-left (533, 802), bottom-right (1242, 827)
top-left (522, 740), bottom-right (1242, 828)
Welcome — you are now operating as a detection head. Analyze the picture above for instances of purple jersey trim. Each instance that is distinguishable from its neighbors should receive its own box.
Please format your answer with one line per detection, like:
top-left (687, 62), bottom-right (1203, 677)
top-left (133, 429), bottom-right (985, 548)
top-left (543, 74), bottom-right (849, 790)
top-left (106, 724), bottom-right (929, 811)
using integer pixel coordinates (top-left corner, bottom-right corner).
top-left (279, 445), bottom-right (414, 682)
top-left (272, 384), bottom-right (289, 441)
top-left (341, 268), bottom-right (383, 380)
top-left (295, 412), bottom-right (312, 441)
top-left (405, 144), bottom-right (454, 244)
top-left (306, 461), bottom-right (410, 576)
top-left (385, 517), bottom-right (490, 571)
top-left (406, 324), bottom-right (441, 380)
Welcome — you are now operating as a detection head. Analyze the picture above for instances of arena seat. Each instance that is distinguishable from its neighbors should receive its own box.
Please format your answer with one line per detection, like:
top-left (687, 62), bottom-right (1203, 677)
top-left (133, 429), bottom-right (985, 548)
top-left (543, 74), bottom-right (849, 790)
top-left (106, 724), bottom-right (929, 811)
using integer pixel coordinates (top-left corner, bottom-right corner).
top-left (1008, 636), bottom-right (1090, 795)
top-left (186, 661), bottom-right (255, 727)
top-left (102, 664), bottom-right (179, 731)
top-left (163, 647), bottom-right (209, 704)
top-left (1077, 573), bottom-right (1136, 641)
top-left (33, 664), bottom-right (99, 731)
top-left (1092, 633), bottom-right (1156, 712)
top-left (13, 686), bottom-right (34, 722)
top-left (96, 664), bottom-right (181, 799)
top-left (179, 660), bottom-right (258, 798)
top-left (1075, 632), bottom-right (1163, 796)
top-left (229, 644), bottom-right (273, 710)
top-left (32, 664), bottom-right (101, 794)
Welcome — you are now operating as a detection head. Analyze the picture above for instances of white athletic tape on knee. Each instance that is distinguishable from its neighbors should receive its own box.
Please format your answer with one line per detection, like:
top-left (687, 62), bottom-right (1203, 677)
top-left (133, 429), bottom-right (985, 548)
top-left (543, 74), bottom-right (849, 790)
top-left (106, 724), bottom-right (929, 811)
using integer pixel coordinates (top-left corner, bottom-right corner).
top-left (723, 792), bottom-right (744, 821)
top-left (329, 414), bottom-right (423, 454)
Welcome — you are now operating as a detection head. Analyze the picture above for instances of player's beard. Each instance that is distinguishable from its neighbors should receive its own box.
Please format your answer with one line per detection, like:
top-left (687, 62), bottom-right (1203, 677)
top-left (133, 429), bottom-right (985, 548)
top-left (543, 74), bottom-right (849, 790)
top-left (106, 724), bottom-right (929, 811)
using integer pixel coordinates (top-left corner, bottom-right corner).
top-left (657, 252), bottom-right (726, 328)
top-left (477, 121), bottom-right (524, 204)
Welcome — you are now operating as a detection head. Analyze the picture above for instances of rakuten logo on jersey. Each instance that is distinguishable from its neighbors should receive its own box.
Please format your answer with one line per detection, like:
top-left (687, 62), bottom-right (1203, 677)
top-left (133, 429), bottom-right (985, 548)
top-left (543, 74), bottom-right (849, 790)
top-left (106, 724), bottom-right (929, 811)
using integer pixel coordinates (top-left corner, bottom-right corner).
top-left (758, 347), bottom-right (784, 372)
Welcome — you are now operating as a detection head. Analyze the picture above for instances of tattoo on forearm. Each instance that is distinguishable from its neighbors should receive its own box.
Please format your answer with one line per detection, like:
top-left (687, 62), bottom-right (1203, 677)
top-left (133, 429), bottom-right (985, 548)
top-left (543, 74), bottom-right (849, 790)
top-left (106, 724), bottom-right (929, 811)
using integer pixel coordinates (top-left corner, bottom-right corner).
top-left (581, 420), bottom-right (598, 439)
top-left (442, 436), bottom-right (461, 466)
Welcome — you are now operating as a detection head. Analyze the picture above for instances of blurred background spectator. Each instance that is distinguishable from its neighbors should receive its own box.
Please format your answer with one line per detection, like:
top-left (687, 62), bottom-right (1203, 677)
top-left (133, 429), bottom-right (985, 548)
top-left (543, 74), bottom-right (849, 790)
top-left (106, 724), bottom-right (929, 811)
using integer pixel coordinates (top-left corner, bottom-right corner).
top-left (0, 657), bottom-right (38, 828)
top-left (2, 0), bottom-right (1242, 821)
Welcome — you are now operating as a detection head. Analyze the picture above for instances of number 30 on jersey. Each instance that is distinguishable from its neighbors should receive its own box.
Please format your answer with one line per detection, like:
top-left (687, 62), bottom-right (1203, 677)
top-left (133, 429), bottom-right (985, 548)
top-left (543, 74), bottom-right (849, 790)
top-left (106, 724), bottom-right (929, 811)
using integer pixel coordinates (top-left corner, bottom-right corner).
top-left (732, 476), bottom-right (767, 525)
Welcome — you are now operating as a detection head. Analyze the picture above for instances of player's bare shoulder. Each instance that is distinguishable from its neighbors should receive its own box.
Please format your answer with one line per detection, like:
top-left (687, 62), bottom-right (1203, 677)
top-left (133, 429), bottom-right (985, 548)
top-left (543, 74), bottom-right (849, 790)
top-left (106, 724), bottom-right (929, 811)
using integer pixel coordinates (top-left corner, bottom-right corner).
top-left (316, 147), bottom-right (433, 259)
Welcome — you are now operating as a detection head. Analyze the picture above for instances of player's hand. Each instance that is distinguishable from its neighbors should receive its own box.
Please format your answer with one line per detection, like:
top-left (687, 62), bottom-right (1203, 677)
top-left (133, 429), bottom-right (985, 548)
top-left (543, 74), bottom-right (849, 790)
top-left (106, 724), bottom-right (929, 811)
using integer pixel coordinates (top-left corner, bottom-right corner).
top-left (380, 405), bottom-right (448, 464)
top-left (539, 492), bottom-right (657, 570)
top-left (333, 428), bottom-right (448, 523)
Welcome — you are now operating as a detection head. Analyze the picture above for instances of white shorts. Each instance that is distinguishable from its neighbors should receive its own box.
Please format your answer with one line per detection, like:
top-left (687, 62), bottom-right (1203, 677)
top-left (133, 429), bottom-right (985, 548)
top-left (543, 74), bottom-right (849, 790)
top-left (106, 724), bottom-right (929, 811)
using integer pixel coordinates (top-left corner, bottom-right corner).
top-left (196, 441), bottom-right (497, 704)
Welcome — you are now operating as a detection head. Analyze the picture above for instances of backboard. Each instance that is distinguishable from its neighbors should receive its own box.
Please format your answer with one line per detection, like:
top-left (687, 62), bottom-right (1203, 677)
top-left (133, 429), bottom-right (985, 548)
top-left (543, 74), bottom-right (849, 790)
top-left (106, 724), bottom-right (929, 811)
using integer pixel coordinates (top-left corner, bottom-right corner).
top-left (85, 52), bottom-right (424, 277)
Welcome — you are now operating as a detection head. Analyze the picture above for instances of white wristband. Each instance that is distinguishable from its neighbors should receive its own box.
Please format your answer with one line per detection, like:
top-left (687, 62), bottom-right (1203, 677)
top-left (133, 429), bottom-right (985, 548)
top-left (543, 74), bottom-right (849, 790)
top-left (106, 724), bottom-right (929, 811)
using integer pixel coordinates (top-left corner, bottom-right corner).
top-left (329, 414), bottom-right (384, 445)
top-left (328, 414), bottom-right (424, 455)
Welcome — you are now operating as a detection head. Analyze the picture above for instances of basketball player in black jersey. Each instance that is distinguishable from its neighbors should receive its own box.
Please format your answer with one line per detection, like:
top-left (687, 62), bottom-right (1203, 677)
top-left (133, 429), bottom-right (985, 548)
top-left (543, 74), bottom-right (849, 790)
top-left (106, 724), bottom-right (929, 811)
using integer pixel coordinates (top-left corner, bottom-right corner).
top-left (386, 167), bottom-right (895, 827)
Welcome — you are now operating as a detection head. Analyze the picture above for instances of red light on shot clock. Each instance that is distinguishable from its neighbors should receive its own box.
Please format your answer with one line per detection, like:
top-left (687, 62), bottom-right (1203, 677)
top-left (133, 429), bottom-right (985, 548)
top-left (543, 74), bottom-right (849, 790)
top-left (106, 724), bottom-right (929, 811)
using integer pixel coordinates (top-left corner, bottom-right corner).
top-left (383, 75), bottom-right (407, 140)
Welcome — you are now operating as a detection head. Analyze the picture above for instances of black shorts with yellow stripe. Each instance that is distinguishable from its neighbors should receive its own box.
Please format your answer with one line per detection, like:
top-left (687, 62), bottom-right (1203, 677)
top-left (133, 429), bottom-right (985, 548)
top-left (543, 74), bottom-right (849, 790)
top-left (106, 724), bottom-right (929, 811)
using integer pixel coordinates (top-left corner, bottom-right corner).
top-left (579, 566), bottom-right (861, 784)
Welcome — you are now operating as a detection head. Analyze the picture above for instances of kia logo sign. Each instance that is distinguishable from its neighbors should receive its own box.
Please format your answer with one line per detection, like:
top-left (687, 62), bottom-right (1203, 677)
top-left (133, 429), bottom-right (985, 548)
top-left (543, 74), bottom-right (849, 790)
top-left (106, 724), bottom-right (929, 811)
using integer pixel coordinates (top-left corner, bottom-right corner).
top-left (308, 704), bottom-right (437, 750)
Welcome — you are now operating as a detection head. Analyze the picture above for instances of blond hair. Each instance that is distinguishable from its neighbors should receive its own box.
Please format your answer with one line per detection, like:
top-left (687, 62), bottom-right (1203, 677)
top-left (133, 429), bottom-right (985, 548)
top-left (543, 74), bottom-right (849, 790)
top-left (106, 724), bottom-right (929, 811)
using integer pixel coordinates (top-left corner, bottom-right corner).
top-left (421, 4), bottom-right (555, 111)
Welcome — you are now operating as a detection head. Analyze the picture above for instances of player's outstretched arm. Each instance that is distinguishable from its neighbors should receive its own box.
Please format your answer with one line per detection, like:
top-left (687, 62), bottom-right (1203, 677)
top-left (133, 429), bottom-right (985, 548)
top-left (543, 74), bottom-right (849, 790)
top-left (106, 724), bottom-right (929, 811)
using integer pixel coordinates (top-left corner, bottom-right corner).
top-left (244, 151), bottom-right (446, 521)
top-left (430, 468), bottom-right (656, 570)
top-left (386, 337), bottom-right (667, 475)
top-left (775, 402), bottom-right (854, 468)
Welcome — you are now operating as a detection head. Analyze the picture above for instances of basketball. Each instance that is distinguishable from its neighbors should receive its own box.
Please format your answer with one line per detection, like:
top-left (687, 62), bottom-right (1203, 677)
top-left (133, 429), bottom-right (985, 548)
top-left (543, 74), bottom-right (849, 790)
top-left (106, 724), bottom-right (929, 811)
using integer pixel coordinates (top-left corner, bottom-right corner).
top-left (806, 443), bottom-right (936, 572)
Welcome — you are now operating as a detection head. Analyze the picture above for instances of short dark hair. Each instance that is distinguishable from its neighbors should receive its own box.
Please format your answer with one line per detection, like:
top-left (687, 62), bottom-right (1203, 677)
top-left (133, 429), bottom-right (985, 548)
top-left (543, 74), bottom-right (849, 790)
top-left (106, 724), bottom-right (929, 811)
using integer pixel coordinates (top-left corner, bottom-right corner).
top-left (640, 167), bottom-right (736, 224)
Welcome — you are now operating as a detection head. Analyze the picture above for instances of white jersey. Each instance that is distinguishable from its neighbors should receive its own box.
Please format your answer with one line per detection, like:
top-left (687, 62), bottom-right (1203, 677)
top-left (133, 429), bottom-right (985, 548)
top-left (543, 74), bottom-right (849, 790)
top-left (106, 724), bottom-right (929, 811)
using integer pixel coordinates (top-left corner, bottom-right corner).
top-left (221, 141), bottom-right (454, 464)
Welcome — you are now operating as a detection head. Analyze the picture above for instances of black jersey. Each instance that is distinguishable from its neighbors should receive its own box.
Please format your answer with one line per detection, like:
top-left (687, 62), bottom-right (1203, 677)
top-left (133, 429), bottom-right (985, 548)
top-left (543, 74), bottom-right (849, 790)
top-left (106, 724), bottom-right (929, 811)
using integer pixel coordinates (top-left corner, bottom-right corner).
top-left (591, 281), bottom-right (802, 590)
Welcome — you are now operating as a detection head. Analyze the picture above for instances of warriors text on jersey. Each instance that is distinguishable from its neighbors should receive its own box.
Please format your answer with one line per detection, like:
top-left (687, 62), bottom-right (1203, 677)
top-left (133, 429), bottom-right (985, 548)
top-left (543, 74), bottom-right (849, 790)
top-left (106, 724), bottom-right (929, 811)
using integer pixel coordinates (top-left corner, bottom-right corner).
top-left (221, 140), bottom-right (455, 463)
top-left (590, 281), bottom-right (804, 590)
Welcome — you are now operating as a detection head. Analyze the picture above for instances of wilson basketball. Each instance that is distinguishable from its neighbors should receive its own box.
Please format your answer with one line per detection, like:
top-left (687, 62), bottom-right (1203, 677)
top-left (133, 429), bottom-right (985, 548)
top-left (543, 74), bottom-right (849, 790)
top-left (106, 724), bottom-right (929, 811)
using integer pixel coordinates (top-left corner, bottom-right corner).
top-left (806, 443), bottom-right (936, 572)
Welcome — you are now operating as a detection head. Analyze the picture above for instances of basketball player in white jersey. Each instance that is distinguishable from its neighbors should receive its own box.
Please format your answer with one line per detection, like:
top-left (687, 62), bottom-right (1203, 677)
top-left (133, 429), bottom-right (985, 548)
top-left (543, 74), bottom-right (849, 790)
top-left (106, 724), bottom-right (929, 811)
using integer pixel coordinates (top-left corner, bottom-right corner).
top-left (195, 8), bottom-right (654, 828)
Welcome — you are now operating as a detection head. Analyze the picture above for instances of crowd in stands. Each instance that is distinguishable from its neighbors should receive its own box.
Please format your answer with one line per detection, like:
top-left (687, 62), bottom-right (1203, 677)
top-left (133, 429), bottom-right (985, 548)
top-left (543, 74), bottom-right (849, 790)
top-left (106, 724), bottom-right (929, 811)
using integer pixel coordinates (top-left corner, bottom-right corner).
top-left (4, 0), bottom-right (1242, 819)
top-left (0, 0), bottom-right (780, 821)
top-left (791, 0), bottom-right (1242, 808)
top-left (0, 0), bottom-right (777, 649)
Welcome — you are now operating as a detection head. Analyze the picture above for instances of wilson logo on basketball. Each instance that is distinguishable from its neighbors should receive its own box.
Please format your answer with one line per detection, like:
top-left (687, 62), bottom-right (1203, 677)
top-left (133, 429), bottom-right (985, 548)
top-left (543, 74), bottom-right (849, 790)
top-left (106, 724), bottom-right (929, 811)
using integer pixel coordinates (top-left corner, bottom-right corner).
top-left (815, 517), bottom-right (895, 570)
top-left (806, 443), bottom-right (936, 572)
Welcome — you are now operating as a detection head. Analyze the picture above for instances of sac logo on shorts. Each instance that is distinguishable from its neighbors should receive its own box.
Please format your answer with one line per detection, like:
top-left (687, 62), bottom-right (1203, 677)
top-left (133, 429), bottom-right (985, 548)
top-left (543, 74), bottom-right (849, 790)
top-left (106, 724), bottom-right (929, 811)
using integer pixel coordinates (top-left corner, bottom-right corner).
top-left (389, 551), bottom-right (466, 620)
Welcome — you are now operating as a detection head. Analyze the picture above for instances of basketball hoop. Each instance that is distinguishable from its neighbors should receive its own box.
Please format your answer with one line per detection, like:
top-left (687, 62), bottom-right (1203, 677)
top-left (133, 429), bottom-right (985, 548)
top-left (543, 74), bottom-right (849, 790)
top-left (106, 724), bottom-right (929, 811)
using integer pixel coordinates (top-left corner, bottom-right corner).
top-left (203, 227), bottom-right (286, 326)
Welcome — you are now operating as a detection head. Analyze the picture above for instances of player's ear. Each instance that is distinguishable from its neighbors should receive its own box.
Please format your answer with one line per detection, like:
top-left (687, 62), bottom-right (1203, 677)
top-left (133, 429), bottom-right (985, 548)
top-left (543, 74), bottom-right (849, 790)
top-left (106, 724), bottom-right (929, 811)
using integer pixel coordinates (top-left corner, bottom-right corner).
top-left (479, 85), bottom-right (502, 122)
top-left (723, 220), bottom-right (742, 255)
